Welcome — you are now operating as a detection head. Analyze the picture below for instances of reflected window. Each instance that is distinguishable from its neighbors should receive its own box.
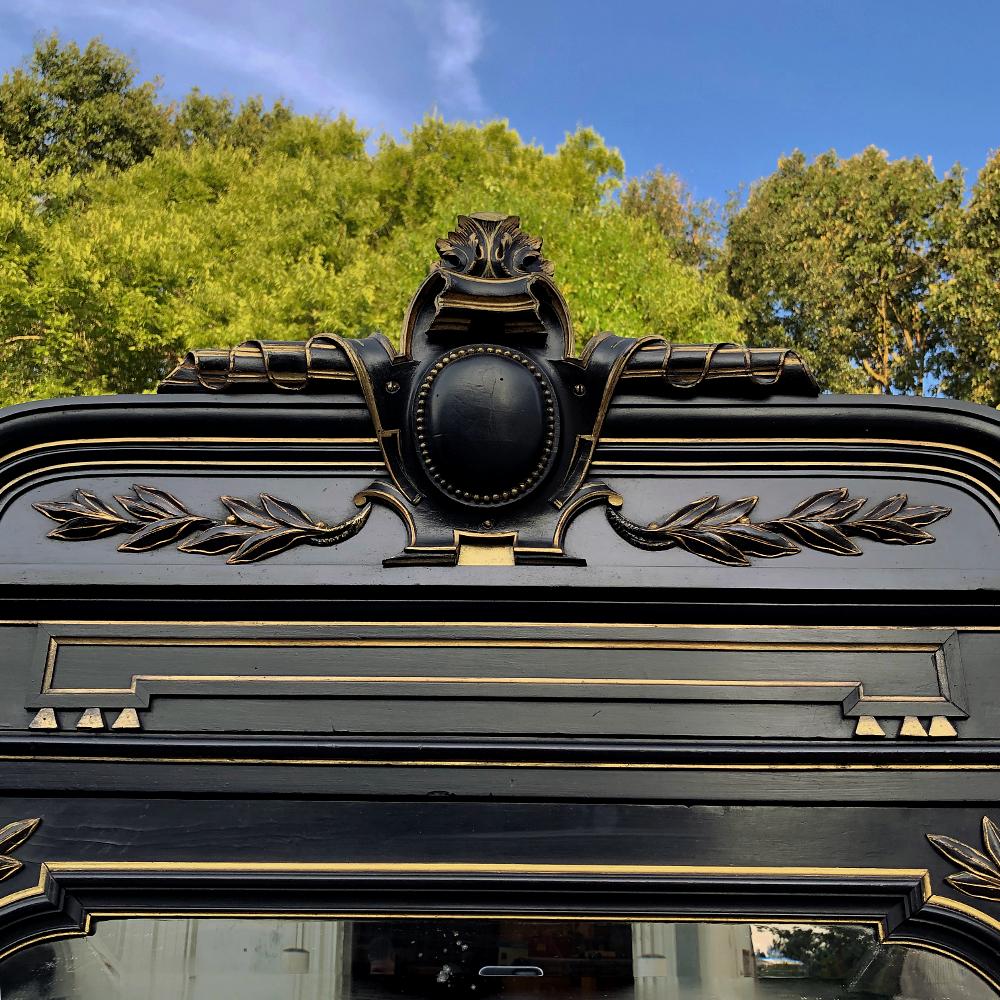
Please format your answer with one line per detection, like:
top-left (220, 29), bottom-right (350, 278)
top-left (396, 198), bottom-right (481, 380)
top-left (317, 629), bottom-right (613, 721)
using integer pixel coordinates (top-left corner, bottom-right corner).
top-left (0, 917), bottom-right (993, 999)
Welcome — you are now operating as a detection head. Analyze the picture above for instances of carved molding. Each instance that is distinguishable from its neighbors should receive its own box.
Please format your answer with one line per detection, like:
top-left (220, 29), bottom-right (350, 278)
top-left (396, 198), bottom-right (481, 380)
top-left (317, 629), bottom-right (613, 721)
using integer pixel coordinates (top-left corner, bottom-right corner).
top-left (606, 489), bottom-right (951, 566)
top-left (0, 818), bottom-right (41, 883)
top-left (34, 486), bottom-right (371, 565)
top-left (928, 817), bottom-right (1000, 903)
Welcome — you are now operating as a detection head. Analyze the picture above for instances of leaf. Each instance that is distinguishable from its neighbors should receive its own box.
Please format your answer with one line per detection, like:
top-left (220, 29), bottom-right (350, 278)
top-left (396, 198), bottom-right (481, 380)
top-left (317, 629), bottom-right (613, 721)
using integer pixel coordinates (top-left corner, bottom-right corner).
top-left (945, 872), bottom-right (1000, 902)
top-left (715, 525), bottom-right (800, 559)
top-left (928, 834), bottom-right (1000, 879)
top-left (259, 494), bottom-right (317, 529)
top-left (228, 527), bottom-right (308, 564)
top-left (220, 496), bottom-right (278, 528)
top-left (983, 817), bottom-right (1000, 869)
top-left (0, 857), bottom-right (19, 881)
top-left (669, 528), bottom-right (751, 566)
top-left (816, 497), bottom-right (868, 522)
top-left (48, 517), bottom-right (128, 541)
top-left (178, 524), bottom-right (257, 555)
top-left (115, 496), bottom-right (170, 522)
top-left (74, 490), bottom-right (119, 516)
top-left (0, 817), bottom-right (40, 854)
top-left (131, 485), bottom-right (190, 517)
top-left (896, 504), bottom-right (951, 528)
top-left (866, 494), bottom-right (907, 519)
top-left (768, 518), bottom-right (862, 556)
top-left (786, 489), bottom-right (849, 519)
top-left (847, 519), bottom-right (934, 545)
top-left (118, 516), bottom-right (211, 552)
top-left (661, 496), bottom-right (719, 529)
top-left (702, 496), bottom-right (757, 525)
top-left (33, 500), bottom-right (95, 523)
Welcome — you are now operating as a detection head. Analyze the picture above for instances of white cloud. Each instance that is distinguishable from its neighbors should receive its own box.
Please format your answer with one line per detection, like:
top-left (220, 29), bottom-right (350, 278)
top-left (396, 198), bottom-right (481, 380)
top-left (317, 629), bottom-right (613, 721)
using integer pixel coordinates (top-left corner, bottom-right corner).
top-left (7, 0), bottom-right (398, 122)
top-left (427, 0), bottom-right (486, 116)
top-left (3, 0), bottom-right (491, 132)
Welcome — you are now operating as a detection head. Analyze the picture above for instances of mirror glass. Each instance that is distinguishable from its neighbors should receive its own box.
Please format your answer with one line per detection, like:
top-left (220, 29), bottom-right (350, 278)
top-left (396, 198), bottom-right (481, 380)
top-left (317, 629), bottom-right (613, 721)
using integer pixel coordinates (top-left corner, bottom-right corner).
top-left (0, 917), bottom-right (993, 999)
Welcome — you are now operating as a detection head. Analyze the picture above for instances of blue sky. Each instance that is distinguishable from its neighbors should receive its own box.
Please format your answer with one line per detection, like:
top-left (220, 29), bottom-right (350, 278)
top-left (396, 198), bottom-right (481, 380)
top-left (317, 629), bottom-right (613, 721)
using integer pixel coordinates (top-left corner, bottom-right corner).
top-left (1, 0), bottom-right (997, 205)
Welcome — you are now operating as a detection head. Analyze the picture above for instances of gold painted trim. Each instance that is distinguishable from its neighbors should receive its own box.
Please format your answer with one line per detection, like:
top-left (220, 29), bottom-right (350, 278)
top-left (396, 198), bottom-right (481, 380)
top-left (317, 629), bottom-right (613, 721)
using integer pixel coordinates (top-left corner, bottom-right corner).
top-left (552, 486), bottom-right (622, 546)
top-left (599, 436), bottom-right (1000, 479)
top-left (2, 459), bottom-right (385, 505)
top-left (0, 437), bottom-right (379, 468)
top-left (1, 755), bottom-right (998, 771)
top-left (38, 634), bottom-right (946, 704)
top-left (353, 485), bottom-right (416, 546)
top-left (929, 894), bottom-right (1000, 933)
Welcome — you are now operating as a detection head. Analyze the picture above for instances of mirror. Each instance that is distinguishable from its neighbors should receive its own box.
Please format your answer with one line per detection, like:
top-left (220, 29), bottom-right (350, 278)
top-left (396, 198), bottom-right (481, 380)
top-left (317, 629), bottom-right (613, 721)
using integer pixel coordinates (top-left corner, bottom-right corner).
top-left (0, 916), bottom-right (993, 999)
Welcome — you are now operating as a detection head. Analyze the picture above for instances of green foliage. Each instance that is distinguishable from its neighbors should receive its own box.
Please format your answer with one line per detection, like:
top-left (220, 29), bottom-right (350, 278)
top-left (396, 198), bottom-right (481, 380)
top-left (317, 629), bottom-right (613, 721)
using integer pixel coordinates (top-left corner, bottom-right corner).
top-left (0, 34), bottom-right (167, 175)
top-left (0, 110), bottom-right (741, 404)
top-left (621, 166), bottom-right (720, 269)
top-left (725, 148), bottom-right (963, 395)
top-left (768, 925), bottom-right (874, 981)
top-left (941, 150), bottom-right (1000, 406)
top-left (6, 34), bottom-right (1000, 408)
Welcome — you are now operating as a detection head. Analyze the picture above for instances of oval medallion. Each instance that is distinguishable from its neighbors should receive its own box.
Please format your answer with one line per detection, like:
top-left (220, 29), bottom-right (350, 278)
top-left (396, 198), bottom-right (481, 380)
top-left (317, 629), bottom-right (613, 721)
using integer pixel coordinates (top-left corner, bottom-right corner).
top-left (415, 346), bottom-right (558, 506)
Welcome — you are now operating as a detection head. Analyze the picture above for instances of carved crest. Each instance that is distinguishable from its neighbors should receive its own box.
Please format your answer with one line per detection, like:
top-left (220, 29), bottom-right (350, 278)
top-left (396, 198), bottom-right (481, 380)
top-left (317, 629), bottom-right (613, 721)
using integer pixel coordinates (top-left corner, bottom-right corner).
top-left (435, 212), bottom-right (554, 279)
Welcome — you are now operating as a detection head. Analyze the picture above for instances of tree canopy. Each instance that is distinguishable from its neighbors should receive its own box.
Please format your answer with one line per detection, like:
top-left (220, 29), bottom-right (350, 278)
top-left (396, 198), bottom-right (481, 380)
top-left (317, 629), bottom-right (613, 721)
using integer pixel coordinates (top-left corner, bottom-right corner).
top-left (0, 35), bottom-right (167, 175)
top-left (724, 147), bottom-right (964, 395)
top-left (1, 33), bottom-right (999, 407)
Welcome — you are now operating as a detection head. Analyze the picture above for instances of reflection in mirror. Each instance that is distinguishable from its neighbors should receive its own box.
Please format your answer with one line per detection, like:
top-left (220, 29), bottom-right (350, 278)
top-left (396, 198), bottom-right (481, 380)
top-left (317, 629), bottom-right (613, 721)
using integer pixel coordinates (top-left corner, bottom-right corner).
top-left (0, 917), bottom-right (993, 999)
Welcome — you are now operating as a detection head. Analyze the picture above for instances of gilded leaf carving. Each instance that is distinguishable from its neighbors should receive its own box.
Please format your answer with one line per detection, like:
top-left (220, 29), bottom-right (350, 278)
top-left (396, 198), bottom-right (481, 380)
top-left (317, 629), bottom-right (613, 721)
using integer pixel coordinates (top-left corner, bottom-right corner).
top-left (35, 486), bottom-right (372, 565)
top-left (0, 817), bottom-right (41, 882)
top-left (928, 817), bottom-right (1000, 902)
top-left (607, 489), bottom-right (951, 566)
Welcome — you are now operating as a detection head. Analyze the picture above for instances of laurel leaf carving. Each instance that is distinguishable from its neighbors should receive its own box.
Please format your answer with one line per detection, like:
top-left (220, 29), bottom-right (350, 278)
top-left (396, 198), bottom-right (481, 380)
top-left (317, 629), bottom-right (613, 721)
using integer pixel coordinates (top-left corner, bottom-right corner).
top-left (0, 817), bottom-right (41, 883)
top-left (607, 490), bottom-right (950, 565)
top-left (928, 817), bottom-right (1000, 904)
top-left (36, 486), bottom-right (372, 564)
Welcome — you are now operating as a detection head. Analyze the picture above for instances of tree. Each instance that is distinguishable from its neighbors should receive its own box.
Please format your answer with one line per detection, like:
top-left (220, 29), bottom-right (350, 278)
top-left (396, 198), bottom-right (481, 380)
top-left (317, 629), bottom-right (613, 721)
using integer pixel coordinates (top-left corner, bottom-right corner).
top-left (621, 167), bottom-right (719, 269)
top-left (168, 88), bottom-right (235, 149)
top-left (941, 150), bottom-right (1000, 406)
top-left (0, 34), bottom-right (167, 174)
top-left (0, 113), bottom-right (742, 405)
top-left (768, 925), bottom-right (875, 981)
top-left (725, 148), bottom-right (963, 394)
top-left (0, 142), bottom-right (82, 402)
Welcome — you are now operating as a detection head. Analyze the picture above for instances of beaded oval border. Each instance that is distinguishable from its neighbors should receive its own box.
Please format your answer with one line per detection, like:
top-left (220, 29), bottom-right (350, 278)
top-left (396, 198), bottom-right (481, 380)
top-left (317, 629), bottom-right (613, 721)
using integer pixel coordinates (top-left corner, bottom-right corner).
top-left (414, 345), bottom-right (558, 507)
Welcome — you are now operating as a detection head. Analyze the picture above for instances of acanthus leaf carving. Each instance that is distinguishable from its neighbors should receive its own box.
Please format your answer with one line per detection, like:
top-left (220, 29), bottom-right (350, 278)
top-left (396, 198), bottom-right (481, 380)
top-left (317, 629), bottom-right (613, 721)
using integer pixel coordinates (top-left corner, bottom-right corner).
top-left (435, 213), bottom-right (554, 279)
